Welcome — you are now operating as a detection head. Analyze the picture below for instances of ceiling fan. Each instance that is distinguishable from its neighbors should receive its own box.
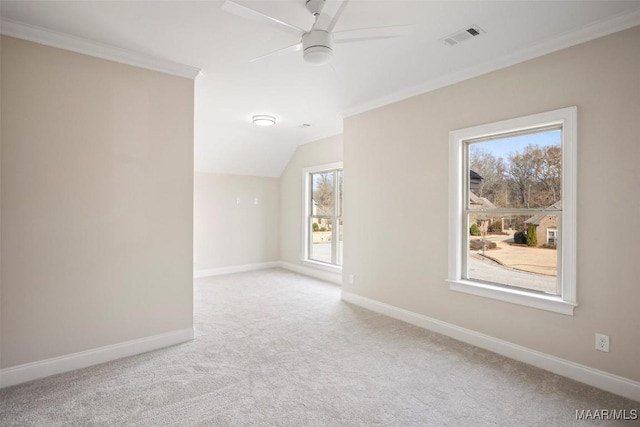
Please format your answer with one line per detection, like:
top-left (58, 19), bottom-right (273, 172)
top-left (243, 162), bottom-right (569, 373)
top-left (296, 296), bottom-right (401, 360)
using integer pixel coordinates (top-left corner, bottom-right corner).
top-left (222, 0), bottom-right (414, 65)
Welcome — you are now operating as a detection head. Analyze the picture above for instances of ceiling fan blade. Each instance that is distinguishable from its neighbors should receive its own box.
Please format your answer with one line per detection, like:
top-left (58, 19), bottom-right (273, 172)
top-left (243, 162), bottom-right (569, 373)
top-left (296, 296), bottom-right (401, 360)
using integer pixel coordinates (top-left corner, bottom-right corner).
top-left (333, 25), bottom-right (415, 44)
top-left (222, 0), bottom-right (305, 38)
top-left (313, 0), bottom-right (348, 32)
top-left (249, 43), bottom-right (302, 63)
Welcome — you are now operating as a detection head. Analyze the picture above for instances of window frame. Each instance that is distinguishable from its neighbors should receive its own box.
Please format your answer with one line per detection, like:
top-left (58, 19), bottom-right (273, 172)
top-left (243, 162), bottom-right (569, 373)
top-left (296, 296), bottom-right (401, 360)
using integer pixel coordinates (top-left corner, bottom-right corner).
top-left (447, 107), bottom-right (577, 315)
top-left (302, 162), bottom-right (343, 272)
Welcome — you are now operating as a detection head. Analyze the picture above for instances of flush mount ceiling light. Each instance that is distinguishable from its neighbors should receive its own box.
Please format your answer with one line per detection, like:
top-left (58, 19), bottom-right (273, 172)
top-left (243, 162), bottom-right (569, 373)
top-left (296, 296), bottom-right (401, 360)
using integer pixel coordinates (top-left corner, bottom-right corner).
top-left (252, 115), bottom-right (276, 126)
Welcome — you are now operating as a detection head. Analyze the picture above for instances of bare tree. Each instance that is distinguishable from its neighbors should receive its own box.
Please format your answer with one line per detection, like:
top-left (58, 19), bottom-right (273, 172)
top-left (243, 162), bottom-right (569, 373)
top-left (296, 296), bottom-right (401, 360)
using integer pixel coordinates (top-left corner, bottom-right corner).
top-left (507, 144), bottom-right (540, 208)
top-left (469, 148), bottom-right (507, 206)
top-left (312, 172), bottom-right (334, 216)
top-left (505, 144), bottom-right (561, 208)
top-left (533, 145), bottom-right (561, 206)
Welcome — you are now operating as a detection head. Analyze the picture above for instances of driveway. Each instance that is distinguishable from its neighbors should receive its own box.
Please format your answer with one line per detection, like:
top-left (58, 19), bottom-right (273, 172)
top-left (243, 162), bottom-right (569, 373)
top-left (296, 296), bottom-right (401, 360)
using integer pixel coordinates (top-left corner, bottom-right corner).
top-left (467, 232), bottom-right (558, 294)
top-left (484, 241), bottom-right (556, 275)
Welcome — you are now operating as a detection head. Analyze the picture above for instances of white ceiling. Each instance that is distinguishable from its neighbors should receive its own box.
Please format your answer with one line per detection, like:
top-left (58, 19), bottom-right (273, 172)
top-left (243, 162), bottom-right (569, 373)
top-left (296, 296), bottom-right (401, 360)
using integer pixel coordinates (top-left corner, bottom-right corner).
top-left (2, 1), bottom-right (640, 177)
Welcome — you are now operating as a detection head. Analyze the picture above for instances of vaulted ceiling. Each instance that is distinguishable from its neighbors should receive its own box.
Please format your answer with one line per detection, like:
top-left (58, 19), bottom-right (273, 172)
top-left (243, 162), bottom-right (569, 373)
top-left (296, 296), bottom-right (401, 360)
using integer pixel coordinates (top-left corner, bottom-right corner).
top-left (2, 1), bottom-right (639, 177)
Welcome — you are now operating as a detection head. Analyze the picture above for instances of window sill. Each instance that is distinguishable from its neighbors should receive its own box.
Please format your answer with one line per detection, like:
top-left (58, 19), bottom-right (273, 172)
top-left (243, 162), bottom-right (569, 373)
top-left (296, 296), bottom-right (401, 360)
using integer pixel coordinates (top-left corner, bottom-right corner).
top-left (302, 260), bottom-right (342, 274)
top-left (448, 279), bottom-right (577, 315)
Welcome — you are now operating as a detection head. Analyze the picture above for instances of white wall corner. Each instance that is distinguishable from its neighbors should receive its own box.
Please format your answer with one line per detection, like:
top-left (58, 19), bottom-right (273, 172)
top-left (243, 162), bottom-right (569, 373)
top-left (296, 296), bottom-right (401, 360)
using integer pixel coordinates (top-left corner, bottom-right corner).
top-left (340, 291), bottom-right (640, 402)
top-left (0, 19), bottom-right (200, 80)
top-left (0, 328), bottom-right (195, 388)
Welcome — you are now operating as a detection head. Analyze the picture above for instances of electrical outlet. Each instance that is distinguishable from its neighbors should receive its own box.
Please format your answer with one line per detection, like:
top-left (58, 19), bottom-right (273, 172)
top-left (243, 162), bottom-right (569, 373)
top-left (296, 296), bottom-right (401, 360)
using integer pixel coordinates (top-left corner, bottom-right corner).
top-left (348, 274), bottom-right (355, 285)
top-left (595, 333), bottom-right (610, 352)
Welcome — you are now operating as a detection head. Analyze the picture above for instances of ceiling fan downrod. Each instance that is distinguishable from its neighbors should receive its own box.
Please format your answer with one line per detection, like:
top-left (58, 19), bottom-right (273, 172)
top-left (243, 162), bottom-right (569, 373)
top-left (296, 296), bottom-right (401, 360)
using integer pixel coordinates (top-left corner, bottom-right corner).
top-left (305, 0), bottom-right (326, 17)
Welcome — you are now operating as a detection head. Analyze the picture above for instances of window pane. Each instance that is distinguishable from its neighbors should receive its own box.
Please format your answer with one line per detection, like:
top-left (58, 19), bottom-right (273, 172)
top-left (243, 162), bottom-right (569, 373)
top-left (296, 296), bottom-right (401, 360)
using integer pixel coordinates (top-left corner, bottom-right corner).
top-left (337, 218), bottom-right (343, 266)
top-left (306, 167), bottom-right (343, 268)
top-left (310, 217), bottom-right (332, 263)
top-left (338, 170), bottom-right (343, 217)
top-left (467, 213), bottom-right (559, 295)
top-left (468, 129), bottom-right (561, 209)
top-left (311, 172), bottom-right (334, 217)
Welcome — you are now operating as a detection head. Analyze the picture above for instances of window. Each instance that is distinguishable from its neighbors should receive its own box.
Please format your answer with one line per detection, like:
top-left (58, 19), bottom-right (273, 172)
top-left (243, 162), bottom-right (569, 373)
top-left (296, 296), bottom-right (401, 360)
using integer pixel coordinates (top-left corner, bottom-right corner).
top-left (448, 107), bottom-right (577, 315)
top-left (303, 163), bottom-right (343, 270)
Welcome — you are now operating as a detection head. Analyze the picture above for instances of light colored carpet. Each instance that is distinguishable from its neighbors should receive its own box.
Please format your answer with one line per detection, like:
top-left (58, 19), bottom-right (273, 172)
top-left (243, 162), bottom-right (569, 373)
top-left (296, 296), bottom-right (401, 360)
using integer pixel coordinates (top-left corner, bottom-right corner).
top-left (0, 268), bottom-right (637, 426)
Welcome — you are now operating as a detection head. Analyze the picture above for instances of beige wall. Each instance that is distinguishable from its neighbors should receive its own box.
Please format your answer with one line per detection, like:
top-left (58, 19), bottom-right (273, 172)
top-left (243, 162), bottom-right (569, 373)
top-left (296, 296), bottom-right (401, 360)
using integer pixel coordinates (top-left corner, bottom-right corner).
top-left (279, 135), bottom-right (343, 266)
top-left (194, 173), bottom-right (279, 271)
top-left (0, 37), bottom-right (194, 368)
top-left (343, 27), bottom-right (640, 381)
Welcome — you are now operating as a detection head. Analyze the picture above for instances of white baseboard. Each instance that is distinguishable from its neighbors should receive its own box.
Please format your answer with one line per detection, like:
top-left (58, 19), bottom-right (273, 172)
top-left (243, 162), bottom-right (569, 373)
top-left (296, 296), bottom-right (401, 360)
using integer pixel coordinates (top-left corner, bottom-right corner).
top-left (0, 327), bottom-right (195, 389)
top-left (193, 261), bottom-right (280, 278)
top-left (194, 260), bottom-right (343, 286)
top-left (279, 261), bottom-right (343, 285)
top-left (341, 291), bottom-right (640, 402)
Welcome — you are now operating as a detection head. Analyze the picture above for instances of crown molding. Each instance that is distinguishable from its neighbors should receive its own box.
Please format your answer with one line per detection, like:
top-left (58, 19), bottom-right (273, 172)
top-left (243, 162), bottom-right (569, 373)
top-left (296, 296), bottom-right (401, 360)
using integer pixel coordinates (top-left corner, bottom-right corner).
top-left (0, 19), bottom-right (200, 80)
top-left (343, 8), bottom-right (640, 118)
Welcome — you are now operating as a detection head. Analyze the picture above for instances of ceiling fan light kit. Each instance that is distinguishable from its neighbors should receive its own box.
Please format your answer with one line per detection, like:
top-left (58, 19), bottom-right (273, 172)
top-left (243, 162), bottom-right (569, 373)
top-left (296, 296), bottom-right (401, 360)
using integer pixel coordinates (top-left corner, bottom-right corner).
top-left (252, 115), bottom-right (276, 126)
top-left (302, 30), bottom-right (333, 65)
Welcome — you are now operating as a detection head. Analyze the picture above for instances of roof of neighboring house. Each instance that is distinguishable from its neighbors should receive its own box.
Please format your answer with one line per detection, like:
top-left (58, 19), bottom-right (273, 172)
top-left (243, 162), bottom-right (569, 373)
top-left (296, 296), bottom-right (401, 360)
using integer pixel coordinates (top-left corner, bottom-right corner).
top-left (470, 170), bottom-right (483, 181)
top-left (469, 170), bottom-right (483, 191)
top-left (469, 191), bottom-right (496, 209)
top-left (525, 200), bottom-right (562, 225)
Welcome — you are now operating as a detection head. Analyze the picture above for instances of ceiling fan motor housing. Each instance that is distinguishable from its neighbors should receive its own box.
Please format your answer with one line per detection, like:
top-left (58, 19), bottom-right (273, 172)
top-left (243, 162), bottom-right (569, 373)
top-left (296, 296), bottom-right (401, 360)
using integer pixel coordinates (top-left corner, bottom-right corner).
top-left (302, 30), bottom-right (333, 65)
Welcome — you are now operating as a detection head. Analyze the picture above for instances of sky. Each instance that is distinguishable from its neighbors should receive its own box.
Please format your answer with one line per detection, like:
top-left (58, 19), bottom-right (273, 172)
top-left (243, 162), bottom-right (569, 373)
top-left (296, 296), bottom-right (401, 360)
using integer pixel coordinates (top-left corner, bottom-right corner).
top-left (470, 129), bottom-right (561, 160)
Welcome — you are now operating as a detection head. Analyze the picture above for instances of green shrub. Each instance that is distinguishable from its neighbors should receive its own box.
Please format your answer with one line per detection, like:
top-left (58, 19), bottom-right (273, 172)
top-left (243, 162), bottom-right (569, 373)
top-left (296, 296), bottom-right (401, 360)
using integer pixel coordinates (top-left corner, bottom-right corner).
top-left (526, 224), bottom-right (538, 247)
top-left (312, 222), bottom-right (319, 232)
top-left (513, 230), bottom-right (527, 244)
top-left (470, 223), bottom-right (481, 236)
top-left (319, 226), bottom-right (327, 232)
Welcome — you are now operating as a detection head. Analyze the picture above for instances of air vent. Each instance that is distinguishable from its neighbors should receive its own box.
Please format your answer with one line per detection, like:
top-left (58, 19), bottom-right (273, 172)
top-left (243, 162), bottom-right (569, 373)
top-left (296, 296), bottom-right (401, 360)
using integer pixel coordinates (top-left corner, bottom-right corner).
top-left (440, 25), bottom-right (485, 47)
